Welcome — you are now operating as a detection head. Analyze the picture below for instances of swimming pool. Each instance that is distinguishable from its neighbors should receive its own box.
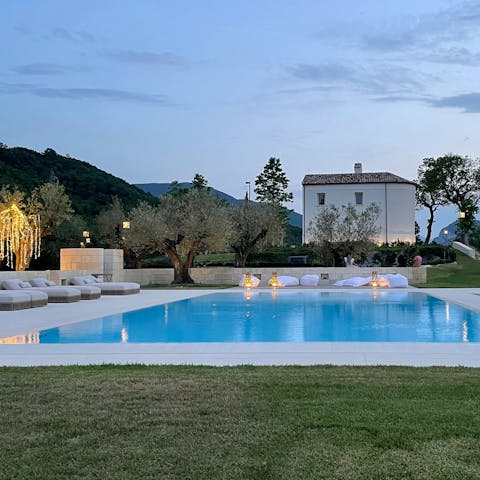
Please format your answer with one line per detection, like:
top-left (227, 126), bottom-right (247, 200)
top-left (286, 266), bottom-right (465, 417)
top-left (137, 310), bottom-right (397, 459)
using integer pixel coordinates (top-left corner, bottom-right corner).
top-left (6, 290), bottom-right (480, 344)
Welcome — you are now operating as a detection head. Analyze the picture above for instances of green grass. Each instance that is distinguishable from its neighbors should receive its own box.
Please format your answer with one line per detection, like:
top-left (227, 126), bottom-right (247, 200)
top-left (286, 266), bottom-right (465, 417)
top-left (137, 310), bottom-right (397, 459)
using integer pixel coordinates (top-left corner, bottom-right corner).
top-left (2, 365), bottom-right (480, 479)
top-left (414, 251), bottom-right (480, 288)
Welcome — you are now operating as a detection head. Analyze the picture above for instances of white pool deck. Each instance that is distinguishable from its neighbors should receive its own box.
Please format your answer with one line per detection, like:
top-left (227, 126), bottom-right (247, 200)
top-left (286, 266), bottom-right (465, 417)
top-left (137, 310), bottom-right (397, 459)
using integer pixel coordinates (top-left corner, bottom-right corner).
top-left (1, 287), bottom-right (480, 367)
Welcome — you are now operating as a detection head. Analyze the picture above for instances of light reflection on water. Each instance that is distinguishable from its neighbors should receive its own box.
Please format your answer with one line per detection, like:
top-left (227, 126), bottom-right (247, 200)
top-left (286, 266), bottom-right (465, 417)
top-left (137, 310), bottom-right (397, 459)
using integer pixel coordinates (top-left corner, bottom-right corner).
top-left (1, 291), bottom-right (479, 344)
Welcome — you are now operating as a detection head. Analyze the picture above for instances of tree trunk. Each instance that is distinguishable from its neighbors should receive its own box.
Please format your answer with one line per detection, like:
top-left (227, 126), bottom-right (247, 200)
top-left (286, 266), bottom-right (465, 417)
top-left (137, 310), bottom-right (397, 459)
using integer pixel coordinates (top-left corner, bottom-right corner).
top-left (163, 245), bottom-right (195, 284)
top-left (424, 206), bottom-right (435, 244)
top-left (234, 248), bottom-right (248, 268)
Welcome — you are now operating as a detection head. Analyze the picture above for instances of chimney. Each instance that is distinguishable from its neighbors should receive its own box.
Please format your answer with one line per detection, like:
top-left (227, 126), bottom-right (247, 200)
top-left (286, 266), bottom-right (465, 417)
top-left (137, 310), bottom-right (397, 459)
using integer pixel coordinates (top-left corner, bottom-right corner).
top-left (354, 163), bottom-right (362, 174)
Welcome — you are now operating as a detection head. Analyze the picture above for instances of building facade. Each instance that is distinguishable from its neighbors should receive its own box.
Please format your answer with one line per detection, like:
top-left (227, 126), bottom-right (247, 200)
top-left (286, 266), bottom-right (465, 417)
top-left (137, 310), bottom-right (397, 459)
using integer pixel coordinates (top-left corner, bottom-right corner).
top-left (302, 163), bottom-right (417, 244)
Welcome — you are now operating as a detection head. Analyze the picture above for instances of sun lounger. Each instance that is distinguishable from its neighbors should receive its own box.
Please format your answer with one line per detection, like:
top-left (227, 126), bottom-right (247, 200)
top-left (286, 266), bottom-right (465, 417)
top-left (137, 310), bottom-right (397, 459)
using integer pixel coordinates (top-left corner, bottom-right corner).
top-left (0, 290), bottom-right (48, 310)
top-left (30, 278), bottom-right (101, 300)
top-left (69, 275), bottom-right (140, 295)
top-left (1, 279), bottom-right (82, 303)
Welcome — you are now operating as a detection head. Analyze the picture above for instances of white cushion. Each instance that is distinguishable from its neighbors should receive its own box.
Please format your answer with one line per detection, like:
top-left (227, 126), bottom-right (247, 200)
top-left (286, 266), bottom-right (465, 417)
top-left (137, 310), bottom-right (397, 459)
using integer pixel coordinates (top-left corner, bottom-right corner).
top-left (277, 276), bottom-right (299, 286)
top-left (300, 274), bottom-right (319, 286)
top-left (30, 278), bottom-right (50, 287)
top-left (1, 279), bottom-right (24, 290)
top-left (334, 276), bottom-right (371, 287)
top-left (384, 274), bottom-right (408, 288)
top-left (20, 281), bottom-right (32, 288)
top-left (46, 280), bottom-right (57, 286)
top-left (69, 276), bottom-right (89, 286)
top-left (239, 274), bottom-right (260, 288)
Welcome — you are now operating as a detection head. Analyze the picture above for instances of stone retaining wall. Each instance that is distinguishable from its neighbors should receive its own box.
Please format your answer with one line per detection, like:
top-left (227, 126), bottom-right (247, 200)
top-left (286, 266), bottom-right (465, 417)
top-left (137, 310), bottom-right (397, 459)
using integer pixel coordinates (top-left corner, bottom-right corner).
top-left (120, 266), bottom-right (427, 285)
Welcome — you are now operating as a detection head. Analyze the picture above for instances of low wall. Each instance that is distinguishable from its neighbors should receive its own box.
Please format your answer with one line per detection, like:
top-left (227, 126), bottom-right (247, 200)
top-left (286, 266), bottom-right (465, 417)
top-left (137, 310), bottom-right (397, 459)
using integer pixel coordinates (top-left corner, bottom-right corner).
top-left (0, 266), bottom-right (427, 286)
top-left (120, 266), bottom-right (427, 285)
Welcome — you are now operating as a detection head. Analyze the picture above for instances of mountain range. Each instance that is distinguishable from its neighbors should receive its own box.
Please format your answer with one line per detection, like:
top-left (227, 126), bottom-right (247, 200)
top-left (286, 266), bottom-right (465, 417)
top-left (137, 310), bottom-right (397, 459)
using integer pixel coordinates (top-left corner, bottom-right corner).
top-left (0, 145), bottom-right (302, 227)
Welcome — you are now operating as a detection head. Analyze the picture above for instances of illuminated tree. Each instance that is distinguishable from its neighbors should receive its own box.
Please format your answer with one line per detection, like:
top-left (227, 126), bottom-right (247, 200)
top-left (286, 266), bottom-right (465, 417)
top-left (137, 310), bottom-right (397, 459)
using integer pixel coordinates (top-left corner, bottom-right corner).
top-left (0, 188), bottom-right (41, 270)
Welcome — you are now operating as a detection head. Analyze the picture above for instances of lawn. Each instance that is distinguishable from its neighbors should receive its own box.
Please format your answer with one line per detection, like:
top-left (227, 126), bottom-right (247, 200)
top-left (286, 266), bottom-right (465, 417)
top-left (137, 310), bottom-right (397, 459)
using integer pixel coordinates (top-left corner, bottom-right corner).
top-left (414, 251), bottom-right (480, 288)
top-left (1, 365), bottom-right (480, 479)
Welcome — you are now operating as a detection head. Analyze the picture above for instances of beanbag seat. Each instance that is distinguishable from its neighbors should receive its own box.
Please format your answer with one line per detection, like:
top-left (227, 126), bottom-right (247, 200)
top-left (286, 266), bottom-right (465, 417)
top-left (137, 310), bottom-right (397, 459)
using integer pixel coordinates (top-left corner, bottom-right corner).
top-left (277, 276), bottom-right (300, 287)
top-left (383, 274), bottom-right (409, 288)
top-left (300, 274), bottom-right (319, 287)
top-left (334, 276), bottom-right (371, 287)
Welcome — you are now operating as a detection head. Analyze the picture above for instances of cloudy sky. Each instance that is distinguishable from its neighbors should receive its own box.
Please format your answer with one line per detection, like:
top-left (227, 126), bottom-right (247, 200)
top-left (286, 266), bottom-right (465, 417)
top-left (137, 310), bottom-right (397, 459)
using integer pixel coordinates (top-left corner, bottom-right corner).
top-left (2, 0), bottom-right (480, 236)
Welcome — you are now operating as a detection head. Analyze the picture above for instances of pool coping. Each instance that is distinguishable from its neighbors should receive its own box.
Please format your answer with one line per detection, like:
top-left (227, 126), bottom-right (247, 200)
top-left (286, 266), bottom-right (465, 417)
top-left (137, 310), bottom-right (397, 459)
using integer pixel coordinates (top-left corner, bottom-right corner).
top-left (1, 287), bottom-right (480, 367)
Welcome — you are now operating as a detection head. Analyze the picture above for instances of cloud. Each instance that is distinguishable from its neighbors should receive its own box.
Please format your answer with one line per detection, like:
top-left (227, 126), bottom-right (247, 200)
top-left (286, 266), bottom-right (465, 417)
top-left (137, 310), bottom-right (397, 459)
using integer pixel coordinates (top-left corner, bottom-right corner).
top-left (361, 1), bottom-right (480, 52)
top-left (286, 61), bottom-right (424, 96)
top-left (13, 24), bottom-right (33, 36)
top-left (102, 49), bottom-right (188, 68)
top-left (415, 47), bottom-right (480, 66)
top-left (373, 92), bottom-right (480, 114)
top-left (50, 27), bottom-right (95, 43)
top-left (13, 63), bottom-right (91, 75)
top-left (0, 82), bottom-right (169, 105)
top-left (428, 92), bottom-right (480, 113)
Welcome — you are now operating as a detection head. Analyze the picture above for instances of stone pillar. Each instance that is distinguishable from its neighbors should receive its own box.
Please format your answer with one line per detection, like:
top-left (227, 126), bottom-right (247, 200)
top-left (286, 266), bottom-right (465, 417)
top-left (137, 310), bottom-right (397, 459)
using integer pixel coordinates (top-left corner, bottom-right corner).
top-left (104, 249), bottom-right (124, 282)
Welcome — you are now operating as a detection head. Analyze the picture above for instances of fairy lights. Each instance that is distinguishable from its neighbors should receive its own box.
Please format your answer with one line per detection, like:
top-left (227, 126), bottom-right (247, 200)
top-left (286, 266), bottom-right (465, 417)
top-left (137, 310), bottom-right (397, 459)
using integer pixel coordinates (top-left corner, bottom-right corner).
top-left (0, 203), bottom-right (41, 271)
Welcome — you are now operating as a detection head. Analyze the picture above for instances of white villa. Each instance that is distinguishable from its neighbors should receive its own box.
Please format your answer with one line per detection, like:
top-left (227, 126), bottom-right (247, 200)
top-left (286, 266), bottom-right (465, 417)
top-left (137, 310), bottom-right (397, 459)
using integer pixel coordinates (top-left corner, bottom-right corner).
top-left (302, 163), bottom-right (417, 244)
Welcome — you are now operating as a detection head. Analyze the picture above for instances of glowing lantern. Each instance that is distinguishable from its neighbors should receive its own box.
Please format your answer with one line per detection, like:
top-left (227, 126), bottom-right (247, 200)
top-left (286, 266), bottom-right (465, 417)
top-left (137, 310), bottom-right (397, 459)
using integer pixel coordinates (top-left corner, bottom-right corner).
top-left (268, 271), bottom-right (282, 288)
top-left (370, 271), bottom-right (378, 288)
top-left (0, 203), bottom-right (41, 271)
top-left (242, 272), bottom-right (254, 288)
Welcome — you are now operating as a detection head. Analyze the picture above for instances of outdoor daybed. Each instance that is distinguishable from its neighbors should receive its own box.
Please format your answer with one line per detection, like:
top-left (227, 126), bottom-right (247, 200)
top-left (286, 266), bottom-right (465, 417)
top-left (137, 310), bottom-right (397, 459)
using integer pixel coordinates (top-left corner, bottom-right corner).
top-left (69, 275), bottom-right (140, 295)
top-left (0, 290), bottom-right (48, 310)
top-left (1, 279), bottom-right (82, 303)
top-left (30, 278), bottom-right (101, 300)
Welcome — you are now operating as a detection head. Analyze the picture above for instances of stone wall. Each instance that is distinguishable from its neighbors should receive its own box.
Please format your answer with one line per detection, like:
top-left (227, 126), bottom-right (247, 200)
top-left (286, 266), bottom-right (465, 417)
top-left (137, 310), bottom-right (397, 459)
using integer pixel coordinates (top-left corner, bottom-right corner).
top-left (120, 265), bottom-right (426, 285)
top-left (0, 247), bottom-right (427, 286)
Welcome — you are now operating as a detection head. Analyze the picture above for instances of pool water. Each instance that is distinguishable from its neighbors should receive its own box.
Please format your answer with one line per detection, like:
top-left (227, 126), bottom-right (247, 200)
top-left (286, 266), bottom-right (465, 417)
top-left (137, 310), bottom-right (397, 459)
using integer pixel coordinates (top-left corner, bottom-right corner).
top-left (7, 291), bottom-right (480, 344)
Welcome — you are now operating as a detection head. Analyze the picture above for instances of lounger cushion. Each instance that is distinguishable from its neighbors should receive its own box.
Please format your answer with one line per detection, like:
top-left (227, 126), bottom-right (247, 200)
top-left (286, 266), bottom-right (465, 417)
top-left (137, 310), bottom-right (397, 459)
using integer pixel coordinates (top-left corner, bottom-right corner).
top-left (30, 278), bottom-right (49, 287)
top-left (300, 274), bottom-right (319, 286)
top-left (277, 276), bottom-right (299, 286)
top-left (21, 281), bottom-right (32, 288)
top-left (69, 276), bottom-right (89, 286)
top-left (1, 279), bottom-right (24, 290)
top-left (0, 290), bottom-right (48, 309)
top-left (31, 278), bottom-right (101, 299)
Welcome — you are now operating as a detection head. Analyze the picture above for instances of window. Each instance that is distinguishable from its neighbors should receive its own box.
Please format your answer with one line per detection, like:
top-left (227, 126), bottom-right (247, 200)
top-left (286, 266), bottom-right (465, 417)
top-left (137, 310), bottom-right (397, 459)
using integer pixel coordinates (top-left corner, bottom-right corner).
top-left (355, 192), bottom-right (363, 205)
top-left (317, 192), bottom-right (325, 205)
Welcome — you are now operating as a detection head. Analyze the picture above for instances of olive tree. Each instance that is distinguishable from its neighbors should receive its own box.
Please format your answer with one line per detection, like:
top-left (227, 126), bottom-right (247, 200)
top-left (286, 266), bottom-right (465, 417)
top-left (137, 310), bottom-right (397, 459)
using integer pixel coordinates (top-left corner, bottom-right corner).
top-left (308, 203), bottom-right (381, 263)
top-left (157, 186), bottom-right (232, 283)
top-left (419, 155), bottom-right (480, 243)
top-left (230, 195), bottom-right (283, 267)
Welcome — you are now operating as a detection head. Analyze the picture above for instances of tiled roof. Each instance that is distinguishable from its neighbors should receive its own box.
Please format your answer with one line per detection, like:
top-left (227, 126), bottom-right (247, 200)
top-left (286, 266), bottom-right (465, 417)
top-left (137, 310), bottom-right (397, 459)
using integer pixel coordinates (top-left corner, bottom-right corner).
top-left (302, 172), bottom-right (416, 186)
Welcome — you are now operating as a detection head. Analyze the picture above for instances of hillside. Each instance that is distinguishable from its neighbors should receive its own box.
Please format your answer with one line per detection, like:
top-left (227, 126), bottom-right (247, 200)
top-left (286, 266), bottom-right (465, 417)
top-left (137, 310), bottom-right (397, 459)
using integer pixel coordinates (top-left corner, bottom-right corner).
top-left (433, 220), bottom-right (480, 245)
top-left (0, 146), bottom-right (156, 216)
top-left (137, 182), bottom-right (303, 228)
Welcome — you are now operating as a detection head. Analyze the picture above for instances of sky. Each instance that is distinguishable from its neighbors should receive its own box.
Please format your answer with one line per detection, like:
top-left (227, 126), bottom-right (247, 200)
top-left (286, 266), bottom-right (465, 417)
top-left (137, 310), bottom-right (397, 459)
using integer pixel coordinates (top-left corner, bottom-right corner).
top-left (1, 0), bottom-right (480, 239)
